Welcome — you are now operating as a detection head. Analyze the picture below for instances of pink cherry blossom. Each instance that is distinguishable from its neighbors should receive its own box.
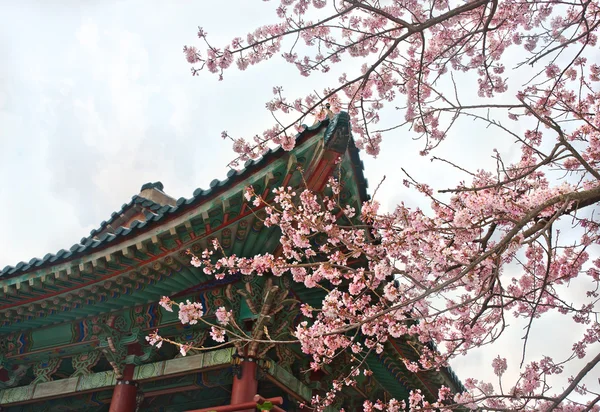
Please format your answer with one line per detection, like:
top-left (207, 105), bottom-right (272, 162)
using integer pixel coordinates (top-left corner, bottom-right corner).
top-left (180, 344), bottom-right (191, 357)
top-left (177, 300), bottom-right (204, 325)
top-left (159, 296), bottom-right (174, 312)
top-left (145, 330), bottom-right (163, 349)
top-left (492, 356), bottom-right (507, 376)
top-left (210, 326), bottom-right (226, 343)
top-left (215, 306), bottom-right (233, 325)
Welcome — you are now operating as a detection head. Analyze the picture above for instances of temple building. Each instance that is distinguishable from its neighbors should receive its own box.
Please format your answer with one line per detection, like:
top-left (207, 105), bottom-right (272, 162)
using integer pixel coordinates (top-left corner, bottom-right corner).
top-left (0, 113), bottom-right (462, 411)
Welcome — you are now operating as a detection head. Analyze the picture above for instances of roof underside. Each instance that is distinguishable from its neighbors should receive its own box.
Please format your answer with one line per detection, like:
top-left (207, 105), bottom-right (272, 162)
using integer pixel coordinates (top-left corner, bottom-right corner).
top-left (1, 116), bottom-right (361, 333)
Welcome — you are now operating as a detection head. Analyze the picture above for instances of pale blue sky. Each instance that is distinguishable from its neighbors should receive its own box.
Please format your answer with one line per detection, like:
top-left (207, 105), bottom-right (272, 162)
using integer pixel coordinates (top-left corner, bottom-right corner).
top-left (0, 0), bottom-right (597, 402)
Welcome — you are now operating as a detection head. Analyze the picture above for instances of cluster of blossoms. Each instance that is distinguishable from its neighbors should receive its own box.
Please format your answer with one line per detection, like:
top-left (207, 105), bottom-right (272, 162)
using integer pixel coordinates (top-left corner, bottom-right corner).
top-left (159, 296), bottom-right (204, 325)
top-left (185, 0), bottom-right (600, 164)
top-left (146, 297), bottom-right (209, 356)
top-left (362, 387), bottom-right (475, 412)
top-left (147, 0), bottom-right (600, 409)
top-left (147, 297), bottom-right (234, 355)
top-left (170, 163), bottom-right (600, 411)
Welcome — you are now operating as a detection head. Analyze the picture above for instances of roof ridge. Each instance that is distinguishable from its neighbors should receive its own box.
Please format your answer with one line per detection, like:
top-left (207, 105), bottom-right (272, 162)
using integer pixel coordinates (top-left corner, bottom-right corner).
top-left (0, 113), bottom-right (366, 279)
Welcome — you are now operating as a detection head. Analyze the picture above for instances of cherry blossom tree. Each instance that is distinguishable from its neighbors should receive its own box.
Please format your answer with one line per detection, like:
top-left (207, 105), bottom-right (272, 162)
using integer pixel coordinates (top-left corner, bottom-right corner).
top-left (151, 0), bottom-right (600, 410)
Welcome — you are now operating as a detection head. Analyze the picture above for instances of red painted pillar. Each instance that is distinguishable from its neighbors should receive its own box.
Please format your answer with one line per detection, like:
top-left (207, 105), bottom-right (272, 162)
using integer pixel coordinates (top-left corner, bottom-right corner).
top-left (230, 359), bottom-right (258, 412)
top-left (109, 364), bottom-right (138, 412)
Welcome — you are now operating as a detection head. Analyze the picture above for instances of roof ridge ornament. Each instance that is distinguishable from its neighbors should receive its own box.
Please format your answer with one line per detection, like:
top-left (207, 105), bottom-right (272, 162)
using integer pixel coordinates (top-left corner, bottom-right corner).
top-left (139, 182), bottom-right (177, 207)
top-left (140, 181), bottom-right (164, 192)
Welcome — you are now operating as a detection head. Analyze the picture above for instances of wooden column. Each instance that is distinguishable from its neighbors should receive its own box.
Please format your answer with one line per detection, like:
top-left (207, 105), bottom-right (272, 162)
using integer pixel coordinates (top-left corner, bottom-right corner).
top-left (230, 359), bottom-right (258, 412)
top-left (109, 364), bottom-right (138, 412)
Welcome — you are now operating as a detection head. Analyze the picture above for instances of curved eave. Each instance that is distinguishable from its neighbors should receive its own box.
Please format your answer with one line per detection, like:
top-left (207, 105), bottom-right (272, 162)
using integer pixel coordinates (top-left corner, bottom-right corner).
top-left (1, 114), bottom-right (365, 281)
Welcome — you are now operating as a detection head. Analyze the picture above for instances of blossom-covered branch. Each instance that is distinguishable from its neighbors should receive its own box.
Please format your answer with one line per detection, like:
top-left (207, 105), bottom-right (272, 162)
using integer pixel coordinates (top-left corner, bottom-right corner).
top-left (168, 0), bottom-right (600, 410)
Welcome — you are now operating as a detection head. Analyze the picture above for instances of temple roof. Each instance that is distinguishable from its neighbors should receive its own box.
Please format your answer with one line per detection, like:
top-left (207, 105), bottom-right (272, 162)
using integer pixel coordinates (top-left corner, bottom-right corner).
top-left (0, 112), bottom-right (466, 410)
top-left (0, 113), bottom-right (368, 280)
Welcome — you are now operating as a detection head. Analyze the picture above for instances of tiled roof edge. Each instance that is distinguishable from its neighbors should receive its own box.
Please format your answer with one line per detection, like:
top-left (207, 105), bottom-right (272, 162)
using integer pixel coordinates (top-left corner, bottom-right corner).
top-left (1, 112), bottom-right (368, 279)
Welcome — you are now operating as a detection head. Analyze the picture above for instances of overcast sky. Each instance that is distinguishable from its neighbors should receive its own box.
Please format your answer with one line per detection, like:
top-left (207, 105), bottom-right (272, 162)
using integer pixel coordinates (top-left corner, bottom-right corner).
top-left (0, 0), bottom-right (522, 268)
top-left (0, 0), bottom-right (597, 404)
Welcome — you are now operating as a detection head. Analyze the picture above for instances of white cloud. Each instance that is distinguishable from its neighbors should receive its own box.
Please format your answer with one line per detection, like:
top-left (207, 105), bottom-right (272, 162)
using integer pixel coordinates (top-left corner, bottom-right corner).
top-left (75, 21), bottom-right (98, 48)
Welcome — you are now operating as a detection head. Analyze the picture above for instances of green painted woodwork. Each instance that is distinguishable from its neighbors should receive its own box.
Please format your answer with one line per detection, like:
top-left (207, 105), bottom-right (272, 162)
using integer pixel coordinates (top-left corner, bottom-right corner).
top-left (0, 348), bottom-right (235, 407)
top-left (0, 371), bottom-right (116, 405)
top-left (366, 353), bottom-right (412, 401)
top-left (239, 298), bottom-right (258, 321)
top-left (0, 284), bottom-right (244, 364)
top-left (32, 323), bottom-right (73, 348)
top-left (1, 260), bottom-right (228, 333)
top-left (31, 358), bottom-right (62, 384)
top-left (265, 360), bottom-right (338, 412)
top-left (266, 359), bottom-right (312, 401)
top-left (3, 389), bottom-right (112, 412)
top-left (71, 351), bottom-right (102, 377)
